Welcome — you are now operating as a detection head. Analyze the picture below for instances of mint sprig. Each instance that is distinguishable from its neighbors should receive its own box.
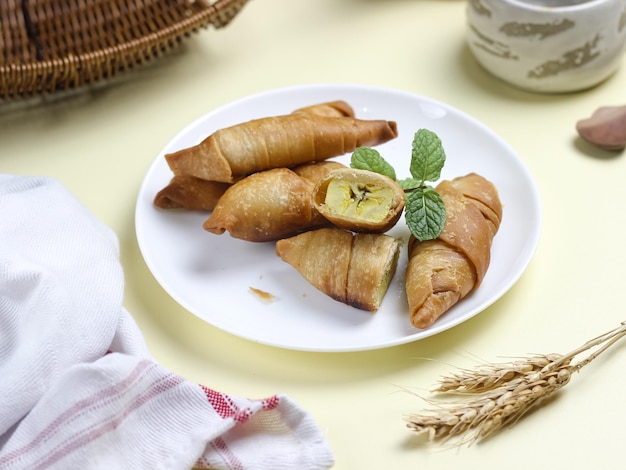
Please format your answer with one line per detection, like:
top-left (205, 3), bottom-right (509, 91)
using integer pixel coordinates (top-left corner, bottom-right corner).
top-left (350, 128), bottom-right (447, 241)
top-left (410, 128), bottom-right (446, 183)
top-left (350, 147), bottom-right (396, 180)
top-left (405, 186), bottom-right (446, 241)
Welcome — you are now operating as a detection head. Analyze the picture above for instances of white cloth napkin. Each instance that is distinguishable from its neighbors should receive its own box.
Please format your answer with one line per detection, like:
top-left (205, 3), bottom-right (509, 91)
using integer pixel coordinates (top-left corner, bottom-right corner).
top-left (0, 175), bottom-right (335, 470)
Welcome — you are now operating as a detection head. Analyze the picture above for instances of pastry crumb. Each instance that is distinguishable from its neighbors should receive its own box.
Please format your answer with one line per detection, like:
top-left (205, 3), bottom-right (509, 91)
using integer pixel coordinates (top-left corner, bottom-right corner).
top-left (249, 286), bottom-right (275, 303)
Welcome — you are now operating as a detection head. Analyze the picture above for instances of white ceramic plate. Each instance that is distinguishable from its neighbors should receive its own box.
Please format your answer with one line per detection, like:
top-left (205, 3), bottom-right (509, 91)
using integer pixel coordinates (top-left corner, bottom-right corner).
top-left (135, 84), bottom-right (541, 352)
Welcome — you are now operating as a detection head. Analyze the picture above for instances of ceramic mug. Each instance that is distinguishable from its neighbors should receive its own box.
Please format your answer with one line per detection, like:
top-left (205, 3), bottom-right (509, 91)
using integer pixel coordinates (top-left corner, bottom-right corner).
top-left (466, 0), bottom-right (626, 93)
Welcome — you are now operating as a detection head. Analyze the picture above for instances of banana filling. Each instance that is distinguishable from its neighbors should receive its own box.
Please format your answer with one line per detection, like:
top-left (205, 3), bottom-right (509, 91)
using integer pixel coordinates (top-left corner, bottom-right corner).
top-left (324, 179), bottom-right (393, 222)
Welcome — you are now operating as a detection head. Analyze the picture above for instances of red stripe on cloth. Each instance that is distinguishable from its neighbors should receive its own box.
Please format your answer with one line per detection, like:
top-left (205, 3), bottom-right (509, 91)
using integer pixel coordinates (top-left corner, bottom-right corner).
top-left (0, 360), bottom-right (184, 469)
top-left (199, 386), bottom-right (282, 424)
top-left (0, 359), bottom-right (153, 467)
top-left (262, 395), bottom-right (280, 411)
top-left (209, 436), bottom-right (244, 470)
top-left (200, 385), bottom-right (239, 419)
top-left (193, 391), bottom-right (285, 469)
top-left (33, 373), bottom-right (184, 469)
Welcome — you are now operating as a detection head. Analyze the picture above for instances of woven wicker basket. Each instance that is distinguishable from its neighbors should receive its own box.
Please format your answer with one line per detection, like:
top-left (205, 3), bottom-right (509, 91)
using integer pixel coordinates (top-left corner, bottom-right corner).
top-left (0, 0), bottom-right (250, 99)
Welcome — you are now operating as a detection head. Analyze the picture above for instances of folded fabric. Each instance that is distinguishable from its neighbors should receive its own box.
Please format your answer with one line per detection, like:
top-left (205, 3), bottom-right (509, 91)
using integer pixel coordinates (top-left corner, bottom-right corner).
top-left (0, 175), bottom-right (335, 470)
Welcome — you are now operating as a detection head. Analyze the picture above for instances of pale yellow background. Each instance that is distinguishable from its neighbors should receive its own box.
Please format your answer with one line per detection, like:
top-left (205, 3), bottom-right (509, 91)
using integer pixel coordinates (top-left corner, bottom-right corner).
top-left (3, 1), bottom-right (626, 468)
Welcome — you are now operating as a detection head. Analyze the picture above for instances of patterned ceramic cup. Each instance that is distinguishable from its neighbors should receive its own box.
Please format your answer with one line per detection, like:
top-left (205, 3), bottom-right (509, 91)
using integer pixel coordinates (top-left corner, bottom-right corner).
top-left (466, 0), bottom-right (626, 93)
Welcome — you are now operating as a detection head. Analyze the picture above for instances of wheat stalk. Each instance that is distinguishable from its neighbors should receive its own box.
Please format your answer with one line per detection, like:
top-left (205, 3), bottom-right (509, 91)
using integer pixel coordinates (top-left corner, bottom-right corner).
top-left (405, 321), bottom-right (626, 446)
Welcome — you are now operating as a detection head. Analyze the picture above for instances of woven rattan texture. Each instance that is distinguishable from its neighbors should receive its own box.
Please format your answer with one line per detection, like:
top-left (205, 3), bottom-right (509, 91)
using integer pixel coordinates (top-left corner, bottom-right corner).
top-left (0, 0), bottom-right (250, 99)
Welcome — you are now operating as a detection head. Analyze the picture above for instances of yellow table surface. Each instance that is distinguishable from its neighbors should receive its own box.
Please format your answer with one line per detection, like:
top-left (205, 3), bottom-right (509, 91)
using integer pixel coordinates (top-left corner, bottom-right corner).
top-left (3, 1), bottom-right (626, 468)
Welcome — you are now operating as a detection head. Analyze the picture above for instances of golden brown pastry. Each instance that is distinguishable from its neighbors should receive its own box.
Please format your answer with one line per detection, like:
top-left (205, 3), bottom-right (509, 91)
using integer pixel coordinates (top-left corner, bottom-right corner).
top-left (153, 159), bottom-right (344, 212)
top-left (153, 175), bottom-right (231, 210)
top-left (276, 227), bottom-right (401, 312)
top-left (164, 107), bottom-right (398, 183)
top-left (311, 168), bottom-right (406, 233)
top-left (405, 173), bottom-right (502, 329)
top-left (155, 103), bottom-right (351, 209)
top-left (292, 160), bottom-right (346, 184)
top-left (202, 168), bottom-right (328, 242)
top-left (291, 100), bottom-right (355, 118)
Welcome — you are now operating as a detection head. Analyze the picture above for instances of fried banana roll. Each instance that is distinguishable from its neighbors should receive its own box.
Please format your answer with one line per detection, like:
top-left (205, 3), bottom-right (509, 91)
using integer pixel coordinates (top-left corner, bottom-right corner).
top-left (276, 227), bottom-right (401, 312)
top-left (165, 105), bottom-right (397, 183)
top-left (202, 168), bottom-right (328, 242)
top-left (405, 173), bottom-right (502, 329)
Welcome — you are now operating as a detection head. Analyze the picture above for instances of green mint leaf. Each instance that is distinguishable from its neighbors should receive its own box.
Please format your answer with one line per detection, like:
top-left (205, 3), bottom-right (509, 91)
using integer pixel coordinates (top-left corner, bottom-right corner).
top-left (405, 186), bottom-right (446, 241)
top-left (350, 147), bottom-right (396, 180)
top-left (410, 129), bottom-right (446, 184)
top-left (398, 177), bottom-right (422, 191)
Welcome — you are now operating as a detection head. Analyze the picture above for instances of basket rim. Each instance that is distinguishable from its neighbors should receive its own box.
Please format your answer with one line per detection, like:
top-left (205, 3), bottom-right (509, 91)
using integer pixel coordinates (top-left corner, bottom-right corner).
top-left (0, 0), bottom-right (251, 99)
